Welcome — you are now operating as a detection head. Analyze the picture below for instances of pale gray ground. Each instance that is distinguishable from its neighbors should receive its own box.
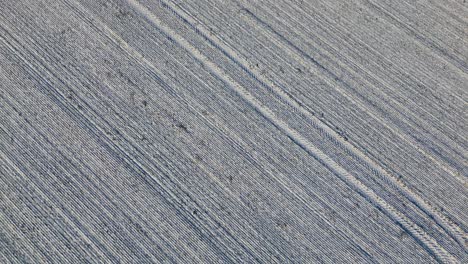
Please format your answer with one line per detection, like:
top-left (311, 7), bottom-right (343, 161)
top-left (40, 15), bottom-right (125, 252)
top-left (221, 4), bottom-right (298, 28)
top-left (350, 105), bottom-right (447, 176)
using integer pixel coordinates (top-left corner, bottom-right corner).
top-left (0, 0), bottom-right (467, 263)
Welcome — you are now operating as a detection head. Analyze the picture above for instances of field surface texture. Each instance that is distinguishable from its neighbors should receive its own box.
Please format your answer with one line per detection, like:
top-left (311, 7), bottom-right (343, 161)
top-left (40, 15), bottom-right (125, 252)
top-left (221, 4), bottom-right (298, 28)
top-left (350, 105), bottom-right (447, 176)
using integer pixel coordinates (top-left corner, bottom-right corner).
top-left (0, 0), bottom-right (467, 263)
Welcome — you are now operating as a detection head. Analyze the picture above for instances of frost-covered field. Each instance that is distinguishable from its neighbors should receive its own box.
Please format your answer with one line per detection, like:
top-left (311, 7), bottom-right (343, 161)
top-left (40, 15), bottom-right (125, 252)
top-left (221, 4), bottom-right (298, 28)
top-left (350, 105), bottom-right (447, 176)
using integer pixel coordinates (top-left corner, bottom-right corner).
top-left (0, 0), bottom-right (466, 263)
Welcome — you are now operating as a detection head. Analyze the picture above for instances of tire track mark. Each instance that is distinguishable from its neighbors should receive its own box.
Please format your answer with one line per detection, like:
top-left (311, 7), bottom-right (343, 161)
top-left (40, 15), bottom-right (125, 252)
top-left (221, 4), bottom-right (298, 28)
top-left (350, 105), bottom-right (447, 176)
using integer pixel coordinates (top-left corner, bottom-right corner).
top-left (152, 0), bottom-right (467, 250)
top-left (124, 0), bottom-right (459, 261)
